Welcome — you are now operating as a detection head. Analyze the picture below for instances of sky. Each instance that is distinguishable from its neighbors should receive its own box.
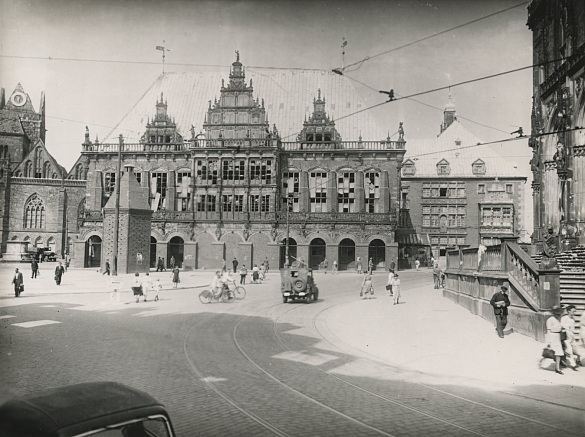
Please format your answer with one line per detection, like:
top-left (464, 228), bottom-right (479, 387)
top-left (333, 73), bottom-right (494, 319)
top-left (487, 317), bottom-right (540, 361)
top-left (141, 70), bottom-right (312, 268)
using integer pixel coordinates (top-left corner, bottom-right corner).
top-left (1, 0), bottom-right (534, 233)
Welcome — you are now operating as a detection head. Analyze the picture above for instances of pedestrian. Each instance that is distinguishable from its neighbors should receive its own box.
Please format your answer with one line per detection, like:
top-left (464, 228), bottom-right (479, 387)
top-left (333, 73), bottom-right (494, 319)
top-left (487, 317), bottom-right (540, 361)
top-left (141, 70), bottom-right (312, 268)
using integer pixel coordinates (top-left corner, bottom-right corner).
top-left (389, 258), bottom-right (396, 272)
top-left (360, 274), bottom-right (374, 299)
top-left (232, 257), bottom-right (239, 273)
top-left (252, 264), bottom-right (260, 283)
top-left (490, 285), bottom-right (510, 338)
top-left (264, 257), bottom-right (269, 274)
top-left (103, 259), bottom-right (111, 276)
top-left (429, 256), bottom-right (435, 269)
top-left (156, 257), bottom-right (164, 272)
top-left (132, 273), bottom-right (143, 303)
top-left (239, 265), bottom-right (247, 284)
top-left (222, 258), bottom-right (227, 272)
top-left (392, 274), bottom-right (401, 305)
top-left (414, 257), bottom-right (420, 271)
top-left (12, 268), bottom-right (24, 297)
top-left (31, 258), bottom-right (39, 279)
top-left (323, 258), bottom-right (328, 273)
top-left (54, 262), bottom-right (65, 285)
top-left (561, 305), bottom-right (579, 371)
top-left (332, 259), bottom-right (338, 274)
top-left (169, 255), bottom-right (175, 270)
top-left (387, 269), bottom-right (394, 296)
top-left (154, 278), bottom-right (162, 302)
top-left (432, 264), bottom-right (441, 289)
top-left (171, 266), bottom-right (180, 288)
top-left (368, 257), bottom-right (374, 274)
top-left (259, 263), bottom-right (266, 280)
top-left (546, 305), bottom-right (566, 374)
top-left (141, 272), bottom-right (152, 302)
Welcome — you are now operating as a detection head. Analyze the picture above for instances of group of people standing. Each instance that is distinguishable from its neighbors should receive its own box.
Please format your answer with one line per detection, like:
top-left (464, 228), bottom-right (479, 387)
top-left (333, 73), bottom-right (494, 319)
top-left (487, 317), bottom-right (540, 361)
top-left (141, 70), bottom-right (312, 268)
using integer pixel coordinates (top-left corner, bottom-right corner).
top-left (232, 257), bottom-right (269, 285)
top-left (358, 267), bottom-right (401, 304)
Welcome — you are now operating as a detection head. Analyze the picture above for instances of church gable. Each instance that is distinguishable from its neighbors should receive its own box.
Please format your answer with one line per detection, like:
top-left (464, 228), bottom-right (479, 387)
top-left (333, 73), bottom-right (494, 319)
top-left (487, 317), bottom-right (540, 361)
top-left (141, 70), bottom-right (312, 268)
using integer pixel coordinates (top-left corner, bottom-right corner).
top-left (14, 139), bottom-right (66, 179)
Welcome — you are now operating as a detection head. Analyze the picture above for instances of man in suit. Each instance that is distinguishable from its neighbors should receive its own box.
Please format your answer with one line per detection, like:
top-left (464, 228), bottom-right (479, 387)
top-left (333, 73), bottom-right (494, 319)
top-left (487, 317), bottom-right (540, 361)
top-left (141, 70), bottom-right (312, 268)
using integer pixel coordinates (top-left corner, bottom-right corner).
top-left (31, 258), bottom-right (39, 279)
top-left (490, 285), bottom-right (511, 338)
top-left (12, 268), bottom-right (24, 297)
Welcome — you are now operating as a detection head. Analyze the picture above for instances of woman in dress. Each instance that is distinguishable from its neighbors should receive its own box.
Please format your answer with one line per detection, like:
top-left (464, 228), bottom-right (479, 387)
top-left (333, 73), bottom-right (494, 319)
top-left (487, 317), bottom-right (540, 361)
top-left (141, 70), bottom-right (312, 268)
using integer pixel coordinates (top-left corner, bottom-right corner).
top-left (546, 305), bottom-right (565, 374)
top-left (360, 274), bottom-right (374, 299)
top-left (171, 266), bottom-right (180, 288)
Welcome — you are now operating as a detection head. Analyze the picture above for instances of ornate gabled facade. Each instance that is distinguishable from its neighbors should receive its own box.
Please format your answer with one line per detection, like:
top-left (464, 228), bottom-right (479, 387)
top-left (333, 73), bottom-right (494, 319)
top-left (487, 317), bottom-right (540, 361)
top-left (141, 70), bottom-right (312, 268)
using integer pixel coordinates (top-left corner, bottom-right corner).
top-left (527, 0), bottom-right (585, 253)
top-left (2, 54), bottom-right (404, 271)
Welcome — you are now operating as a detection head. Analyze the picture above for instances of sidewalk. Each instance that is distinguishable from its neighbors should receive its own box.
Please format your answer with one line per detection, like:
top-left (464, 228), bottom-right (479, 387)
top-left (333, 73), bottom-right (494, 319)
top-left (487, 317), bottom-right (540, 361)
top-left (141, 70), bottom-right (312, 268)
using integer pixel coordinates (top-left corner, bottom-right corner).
top-left (321, 270), bottom-right (585, 410)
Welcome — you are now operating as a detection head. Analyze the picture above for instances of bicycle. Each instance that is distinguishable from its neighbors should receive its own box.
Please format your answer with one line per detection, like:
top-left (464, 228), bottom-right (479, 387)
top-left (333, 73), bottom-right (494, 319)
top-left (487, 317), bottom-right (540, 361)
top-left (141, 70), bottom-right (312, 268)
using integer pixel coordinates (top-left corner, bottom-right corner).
top-left (226, 281), bottom-right (246, 300)
top-left (199, 287), bottom-right (235, 304)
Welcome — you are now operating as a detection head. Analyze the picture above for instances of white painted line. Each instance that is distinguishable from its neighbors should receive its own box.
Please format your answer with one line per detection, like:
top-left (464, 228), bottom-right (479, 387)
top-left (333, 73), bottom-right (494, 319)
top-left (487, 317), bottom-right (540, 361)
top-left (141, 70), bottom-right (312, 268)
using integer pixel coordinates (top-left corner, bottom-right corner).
top-left (12, 320), bottom-right (61, 328)
top-left (40, 305), bottom-right (57, 308)
top-left (0, 315), bottom-right (16, 320)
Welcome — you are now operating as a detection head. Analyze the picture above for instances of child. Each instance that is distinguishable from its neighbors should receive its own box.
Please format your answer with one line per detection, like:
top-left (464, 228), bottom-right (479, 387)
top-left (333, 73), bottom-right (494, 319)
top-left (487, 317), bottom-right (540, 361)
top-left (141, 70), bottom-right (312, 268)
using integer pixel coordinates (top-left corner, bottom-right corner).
top-left (154, 278), bottom-right (162, 302)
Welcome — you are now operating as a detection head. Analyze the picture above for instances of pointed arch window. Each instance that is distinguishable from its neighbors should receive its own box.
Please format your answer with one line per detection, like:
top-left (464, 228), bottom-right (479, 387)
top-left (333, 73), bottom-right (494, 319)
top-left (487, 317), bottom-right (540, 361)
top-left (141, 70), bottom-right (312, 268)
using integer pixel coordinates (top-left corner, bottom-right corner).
top-left (24, 194), bottom-right (45, 229)
top-left (43, 162), bottom-right (51, 178)
top-left (35, 148), bottom-right (43, 178)
top-left (25, 161), bottom-right (33, 178)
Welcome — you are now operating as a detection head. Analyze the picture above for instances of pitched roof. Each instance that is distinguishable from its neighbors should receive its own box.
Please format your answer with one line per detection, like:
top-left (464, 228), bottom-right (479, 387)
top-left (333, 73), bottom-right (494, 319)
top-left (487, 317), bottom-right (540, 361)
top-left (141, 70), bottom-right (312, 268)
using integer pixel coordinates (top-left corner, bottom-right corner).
top-left (0, 110), bottom-right (26, 135)
top-left (15, 139), bottom-right (68, 178)
top-left (403, 121), bottom-right (523, 178)
top-left (103, 69), bottom-right (387, 143)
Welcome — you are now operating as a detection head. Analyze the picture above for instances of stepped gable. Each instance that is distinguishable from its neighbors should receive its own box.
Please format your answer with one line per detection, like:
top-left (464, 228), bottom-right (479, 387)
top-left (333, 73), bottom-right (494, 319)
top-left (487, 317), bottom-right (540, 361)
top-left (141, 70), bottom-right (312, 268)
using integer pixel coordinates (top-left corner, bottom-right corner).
top-left (102, 66), bottom-right (386, 143)
top-left (405, 120), bottom-right (522, 178)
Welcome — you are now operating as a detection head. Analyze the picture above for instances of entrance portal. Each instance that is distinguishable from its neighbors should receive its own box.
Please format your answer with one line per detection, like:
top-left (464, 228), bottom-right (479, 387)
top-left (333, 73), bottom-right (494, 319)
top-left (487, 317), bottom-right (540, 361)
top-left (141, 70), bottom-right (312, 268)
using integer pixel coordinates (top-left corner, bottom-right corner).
top-left (150, 236), bottom-right (157, 268)
top-left (85, 236), bottom-right (102, 268)
top-left (338, 238), bottom-right (355, 271)
top-left (279, 238), bottom-right (297, 268)
top-left (168, 236), bottom-right (184, 268)
top-left (309, 238), bottom-right (326, 270)
top-left (368, 239), bottom-right (386, 271)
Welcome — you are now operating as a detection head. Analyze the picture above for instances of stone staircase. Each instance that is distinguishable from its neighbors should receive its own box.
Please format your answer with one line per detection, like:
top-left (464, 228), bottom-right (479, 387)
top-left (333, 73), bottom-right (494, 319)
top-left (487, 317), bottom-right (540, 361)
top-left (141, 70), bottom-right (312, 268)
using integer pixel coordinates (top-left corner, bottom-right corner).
top-left (554, 245), bottom-right (585, 271)
top-left (560, 271), bottom-right (585, 336)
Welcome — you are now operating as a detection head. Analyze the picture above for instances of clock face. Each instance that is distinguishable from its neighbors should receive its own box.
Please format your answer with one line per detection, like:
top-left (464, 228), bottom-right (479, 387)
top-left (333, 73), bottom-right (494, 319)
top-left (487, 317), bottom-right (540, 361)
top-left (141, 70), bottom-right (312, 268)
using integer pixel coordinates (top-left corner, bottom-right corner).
top-left (11, 92), bottom-right (26, 107)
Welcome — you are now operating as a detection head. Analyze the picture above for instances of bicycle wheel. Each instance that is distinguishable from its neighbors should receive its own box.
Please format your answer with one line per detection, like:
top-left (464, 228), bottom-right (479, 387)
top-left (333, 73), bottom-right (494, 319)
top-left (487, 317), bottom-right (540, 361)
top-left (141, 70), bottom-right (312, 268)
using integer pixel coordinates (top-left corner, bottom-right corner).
top-left (234, 286), bottom-right (246, 300)
top-left (222, 290), bottom-right (235, 303)
top-left (199, 289), bottom-right (212, 304)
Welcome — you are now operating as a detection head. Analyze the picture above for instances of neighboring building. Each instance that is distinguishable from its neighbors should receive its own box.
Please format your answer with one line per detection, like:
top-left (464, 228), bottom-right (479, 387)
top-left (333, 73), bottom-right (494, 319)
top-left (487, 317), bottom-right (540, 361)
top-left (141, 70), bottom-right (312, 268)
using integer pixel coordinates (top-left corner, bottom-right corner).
top-left (527, 0), bottom-right (585, 253)
top-left (0, 84), bottom-right (86, 261)
top-left (398, 99), bottom-right (527, 268)
top-left (61, 54), bottom-right (403, 271)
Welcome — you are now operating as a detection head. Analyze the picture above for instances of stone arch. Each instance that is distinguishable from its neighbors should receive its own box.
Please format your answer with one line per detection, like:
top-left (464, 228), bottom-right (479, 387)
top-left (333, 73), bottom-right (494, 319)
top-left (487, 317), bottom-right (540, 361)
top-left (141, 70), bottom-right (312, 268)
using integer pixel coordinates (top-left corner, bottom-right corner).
top-left (85, 234), bottom-right (102, 268)
top-left (150, 228), bottom-right (165, 242)
top-left (222, 231), bottom-right (244, 266)
top-left (338, 237), bottom-right (356, 271)
top-left (368, 238), bottom-right (386, 271)
top-left (11, 235), bottom-right (19, 241)
top-left (25, 160), bottom-right (33, 177)
top-left (279, 236), bottom-right (297, 268)
top-left (308, 237), bottom-right (327, 270)
top-left (34, 236), bottom-right (44, 249)
top-left (248, 232), bottom-right (270, 267)
top-left (43, 161), bottom-right (51, 178)
top-left (167, 236), bottom-right (185, 268)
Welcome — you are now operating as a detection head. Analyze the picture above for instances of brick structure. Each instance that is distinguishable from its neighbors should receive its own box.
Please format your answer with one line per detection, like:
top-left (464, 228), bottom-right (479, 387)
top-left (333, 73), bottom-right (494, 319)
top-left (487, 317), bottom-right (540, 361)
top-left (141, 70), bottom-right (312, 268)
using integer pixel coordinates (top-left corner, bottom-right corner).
top-left (102, 165), bottom-right (152, 274)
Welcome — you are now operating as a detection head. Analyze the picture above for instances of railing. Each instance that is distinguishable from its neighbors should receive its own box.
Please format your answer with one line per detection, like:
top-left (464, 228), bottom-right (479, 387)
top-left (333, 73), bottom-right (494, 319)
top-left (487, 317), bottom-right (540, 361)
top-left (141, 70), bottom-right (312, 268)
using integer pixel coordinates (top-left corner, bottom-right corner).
top-left (281, 140), bottom-right (404, 151)
top-left (478, 245), bottom-right (502, 271)
top-left (82, 142), bottom-right (191, 153)
top-left (446, 250), bottom-right (460, 270)
top-left (194, 138), bottom-right (279, 148)
top-left (275, 211), bottom-right (395, 223)
top-left (461, 247), bottom-right (478, 270)
top-left (505, 241), bottom-right (541, 310)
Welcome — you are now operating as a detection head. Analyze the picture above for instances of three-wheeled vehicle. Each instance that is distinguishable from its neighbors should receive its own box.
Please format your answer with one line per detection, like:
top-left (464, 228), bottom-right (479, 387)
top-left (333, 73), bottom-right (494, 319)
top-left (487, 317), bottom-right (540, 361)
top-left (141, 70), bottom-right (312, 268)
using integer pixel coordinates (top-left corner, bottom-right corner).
top-left (0, 381), bottom-right (176, 436)
top-left (280, 266), bottom-right (319, 303)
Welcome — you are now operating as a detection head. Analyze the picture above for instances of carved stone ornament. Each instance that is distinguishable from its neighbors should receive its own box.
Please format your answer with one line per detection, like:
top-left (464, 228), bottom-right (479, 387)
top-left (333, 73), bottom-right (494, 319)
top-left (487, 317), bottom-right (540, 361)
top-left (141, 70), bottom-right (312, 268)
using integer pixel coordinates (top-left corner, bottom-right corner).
top-left (215, 224), bottom-right (222, 240)
top-left (270, 227), bottom-right (278, 241)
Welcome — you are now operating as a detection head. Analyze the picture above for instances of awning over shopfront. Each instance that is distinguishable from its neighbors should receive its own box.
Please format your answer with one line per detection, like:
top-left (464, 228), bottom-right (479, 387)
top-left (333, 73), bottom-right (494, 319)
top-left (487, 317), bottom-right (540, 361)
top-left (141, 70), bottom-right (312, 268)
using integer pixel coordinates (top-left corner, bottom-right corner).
top-left (397, 233), bottom-right (430, 246)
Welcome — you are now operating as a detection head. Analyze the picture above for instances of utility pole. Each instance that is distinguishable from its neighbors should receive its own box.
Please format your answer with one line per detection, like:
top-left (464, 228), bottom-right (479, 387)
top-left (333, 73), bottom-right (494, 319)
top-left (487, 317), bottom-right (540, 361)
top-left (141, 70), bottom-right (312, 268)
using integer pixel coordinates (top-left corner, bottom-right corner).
top-left (285, 196), bottom-right (292, 267)
top-left (112, 134), bottom-right (123, 276)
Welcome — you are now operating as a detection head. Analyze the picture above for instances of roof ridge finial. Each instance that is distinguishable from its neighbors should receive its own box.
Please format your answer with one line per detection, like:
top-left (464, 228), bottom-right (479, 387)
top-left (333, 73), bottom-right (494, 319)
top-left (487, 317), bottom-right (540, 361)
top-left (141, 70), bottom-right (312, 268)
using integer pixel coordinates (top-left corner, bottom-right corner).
top-left (235, 50), bottom-right (240, 62)
top-left (318, 88), bottom-right (321, 100)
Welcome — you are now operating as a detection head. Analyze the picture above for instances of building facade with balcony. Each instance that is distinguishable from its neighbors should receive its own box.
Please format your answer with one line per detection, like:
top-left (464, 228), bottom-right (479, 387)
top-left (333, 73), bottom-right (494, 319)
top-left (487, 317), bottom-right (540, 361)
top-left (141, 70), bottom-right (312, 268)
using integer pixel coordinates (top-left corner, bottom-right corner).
top-left (398, 100), bottom-right (527, 269)
top-left (527, 0), bottom-right (585, 253)
top-left (58, 54), bottom-right (403, 271)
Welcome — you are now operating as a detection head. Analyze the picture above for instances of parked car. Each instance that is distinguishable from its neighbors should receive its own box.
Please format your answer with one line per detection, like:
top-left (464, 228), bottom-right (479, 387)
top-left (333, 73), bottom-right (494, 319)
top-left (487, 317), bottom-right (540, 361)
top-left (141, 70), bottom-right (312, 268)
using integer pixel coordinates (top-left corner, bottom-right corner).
top-left (280, 266), bottom-right (319, 303)
top-left (37, 247), bottom-right (58, 262)
top-left (0, 381), bottom-right (176, 436)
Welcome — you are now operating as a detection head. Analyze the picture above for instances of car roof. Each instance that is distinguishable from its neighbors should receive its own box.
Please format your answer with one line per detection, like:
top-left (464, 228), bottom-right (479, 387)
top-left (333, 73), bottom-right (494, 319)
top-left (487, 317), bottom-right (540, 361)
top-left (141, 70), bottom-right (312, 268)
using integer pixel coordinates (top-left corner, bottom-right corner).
top-left (0, 382), bottom-right (168, 437)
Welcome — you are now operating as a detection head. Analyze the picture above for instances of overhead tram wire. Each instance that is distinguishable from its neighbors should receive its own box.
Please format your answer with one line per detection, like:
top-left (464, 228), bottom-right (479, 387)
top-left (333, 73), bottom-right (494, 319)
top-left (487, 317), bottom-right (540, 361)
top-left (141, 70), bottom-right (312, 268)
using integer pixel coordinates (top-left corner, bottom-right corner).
top-left (338, 1), bottom-right (529, 72)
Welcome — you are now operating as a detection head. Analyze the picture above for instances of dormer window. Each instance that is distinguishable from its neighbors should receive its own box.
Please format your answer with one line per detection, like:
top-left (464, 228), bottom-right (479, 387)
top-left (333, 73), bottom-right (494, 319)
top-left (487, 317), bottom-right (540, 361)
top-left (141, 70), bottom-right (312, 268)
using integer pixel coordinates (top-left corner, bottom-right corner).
top-left (436, 159), bottom-right (450, 175)
top-left (472, 159), bottom-right (486, 175)
top-left (402, 159), bottom-right (416, 176)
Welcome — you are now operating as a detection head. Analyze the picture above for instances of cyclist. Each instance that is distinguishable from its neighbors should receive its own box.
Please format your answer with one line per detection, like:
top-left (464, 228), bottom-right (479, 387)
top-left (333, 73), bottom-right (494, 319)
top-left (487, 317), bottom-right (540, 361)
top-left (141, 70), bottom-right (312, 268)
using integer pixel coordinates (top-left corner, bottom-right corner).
top-left (211, 270), bottom-right (235, 300)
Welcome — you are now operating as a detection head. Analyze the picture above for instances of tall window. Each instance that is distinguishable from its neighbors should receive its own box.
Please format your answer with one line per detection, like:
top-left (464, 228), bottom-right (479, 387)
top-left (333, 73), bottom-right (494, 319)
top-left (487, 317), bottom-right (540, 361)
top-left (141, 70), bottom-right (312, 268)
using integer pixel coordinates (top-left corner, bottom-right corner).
top-left (309, 171), bottom-right (327, 212)
top-left (43, 162), bottom-right (52, 179)
top-left (150, 172), bottom-right (168, 210)
top-left (423, 205), bottom-right (465, 228)
top-left (196, 159), bottom-right (219, 184)
top-left (222, 159), bottom-right (245, 182)
top-left (365, 171), bottom-right (380, 213)
top-left (283, 171), bottom-right (300, 212)
top-left (35, 148), bottom-right (43, 178)
top-left (249, 194), bottom-right (270, 213)
top-left (105, 172), bottom-right (116, 195)
top-left (222, 194), bottom-right (244, 212)
top-left (176, 171), bottom-right (191, 211)
top-left (25, 161), bottom-right (33, 178)
top-left (423, 182), bottom-right (465, 198)
top-left (75, 164), bottom-right (85, 180)
top-left (250, 159), bottom-right (272, 184)
top-left (24, 194), bottom-right (45, 229)
top-left (197, 194), bottom-right (216, 212)
top-left (337, 171), bottom-right (355, 213)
